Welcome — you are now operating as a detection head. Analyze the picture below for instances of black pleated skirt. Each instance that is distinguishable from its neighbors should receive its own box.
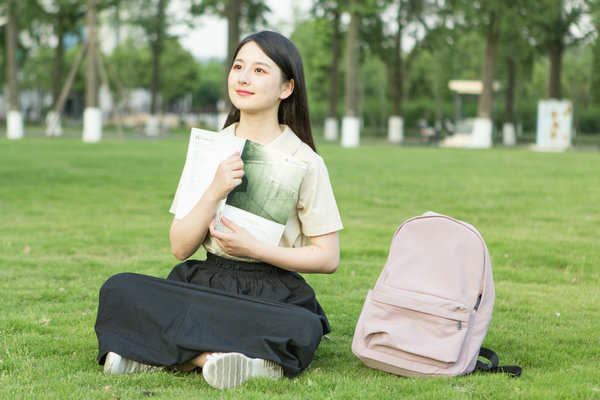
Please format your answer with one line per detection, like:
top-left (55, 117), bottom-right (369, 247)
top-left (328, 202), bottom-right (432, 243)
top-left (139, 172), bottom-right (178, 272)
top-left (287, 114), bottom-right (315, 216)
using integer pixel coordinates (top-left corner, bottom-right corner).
top-left (94, 253), bottom-right (331, 377)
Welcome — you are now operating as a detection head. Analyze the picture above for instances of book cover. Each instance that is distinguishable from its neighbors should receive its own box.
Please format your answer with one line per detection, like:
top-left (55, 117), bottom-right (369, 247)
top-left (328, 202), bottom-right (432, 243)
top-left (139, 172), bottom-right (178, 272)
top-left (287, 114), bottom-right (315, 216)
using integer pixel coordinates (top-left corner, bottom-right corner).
top-left (175, 128), bottom-right (307, 246)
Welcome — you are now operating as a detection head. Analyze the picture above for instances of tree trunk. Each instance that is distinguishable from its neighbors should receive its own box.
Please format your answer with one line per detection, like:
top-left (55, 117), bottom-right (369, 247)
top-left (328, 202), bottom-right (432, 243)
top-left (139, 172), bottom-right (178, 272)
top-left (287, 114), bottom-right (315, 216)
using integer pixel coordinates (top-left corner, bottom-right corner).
top-left (477, 13), bottom-right (499, 119)
top-left (344, 1), bottom-right (359, 117)
top-left (546, 39), bottom-right (563, 99)
top-left (389, 7), bottom-right (403, 116)
top-left (6, 0), bottom-right (19, 111)
top-left (433, 50), bottom-right (442, 132)
top-left (52, 16), bottom-right (66, 108)
top-left (327, 8), bottom-right (341, 119)
top-left (591, 23), bottom-right (600, 105)
top-left (150, 0), bottom-right (167, 114)
top-left (504, 57), bottom-right (515, 124)
top-left (341, 0), bottom-right (361, 147)
top-left (85, 0), bottom-right (98, 108)
top-left (223, 0), bottom-right (242, 110)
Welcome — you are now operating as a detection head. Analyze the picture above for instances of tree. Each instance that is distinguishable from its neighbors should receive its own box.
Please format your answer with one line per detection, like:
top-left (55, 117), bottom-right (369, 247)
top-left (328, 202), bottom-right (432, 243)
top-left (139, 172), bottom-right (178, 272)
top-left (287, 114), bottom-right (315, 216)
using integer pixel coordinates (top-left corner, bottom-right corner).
top-left (108, 39), bottom-right (150, 90)
top-left (291, 19), bottom-right (338, 122)
top-left (496, 7), bottom-right (534, 145)
top-left (589, 1), bottom-right (600, 105)
top-left (191, 0), bottom-right (270, 111)
top-left (445, 0), bottom-right (521, 147)
top-left (311, 0), bottom-right (344, 140)
top-left (160, 37), bottom-right (200, 109)
top-left (86, 0), bottom-right (99, 110)
top-left (122, 0), bottom-right (172, 135)
top-left (476, 6), bottom-right (499, 121)
top-left (194, 59), bottom-right (225, 112)
top-left (365, 0), bottom-right (443, 142)
top-left (4, 0), bottom-right (24, 139)
top-left (416, 25), bottom-right (465, 133)
top-left (109, 37), bottom-right (200, 112)
top-left (38, 0), bottom-right (86, 109)
top-left (150, 0), bottom-right (167, 116)
top-left (340, 0), bottom-right (361, 147)
top-left (525, 0), bottom-right (594, 99)
top-left (37, 0), bottom-right (119, 137)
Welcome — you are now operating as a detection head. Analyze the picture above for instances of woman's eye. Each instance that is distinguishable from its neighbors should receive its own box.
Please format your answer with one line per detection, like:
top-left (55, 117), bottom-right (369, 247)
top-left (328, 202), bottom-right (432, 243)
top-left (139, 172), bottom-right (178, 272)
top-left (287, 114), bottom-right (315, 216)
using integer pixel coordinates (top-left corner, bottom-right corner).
top-left (255, 68), bottom-right (264, 73)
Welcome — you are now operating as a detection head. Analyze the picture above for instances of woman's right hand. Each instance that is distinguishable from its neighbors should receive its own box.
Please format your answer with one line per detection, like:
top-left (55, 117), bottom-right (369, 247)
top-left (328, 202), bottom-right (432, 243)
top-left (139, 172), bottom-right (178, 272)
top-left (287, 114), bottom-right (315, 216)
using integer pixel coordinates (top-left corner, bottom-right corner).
top-left (170, 152), bottom-right (244, 261)
top-left (206, 152), bottom-right (245, 201)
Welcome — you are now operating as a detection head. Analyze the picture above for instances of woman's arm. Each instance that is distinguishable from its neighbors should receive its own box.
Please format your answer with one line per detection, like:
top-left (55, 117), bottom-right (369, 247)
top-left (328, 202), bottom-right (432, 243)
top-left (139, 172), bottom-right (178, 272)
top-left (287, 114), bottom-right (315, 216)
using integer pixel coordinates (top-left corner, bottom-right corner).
top-left (209, 217), bottom-right (340, 274)
top-left (170, 153), bottom-right (244, 260)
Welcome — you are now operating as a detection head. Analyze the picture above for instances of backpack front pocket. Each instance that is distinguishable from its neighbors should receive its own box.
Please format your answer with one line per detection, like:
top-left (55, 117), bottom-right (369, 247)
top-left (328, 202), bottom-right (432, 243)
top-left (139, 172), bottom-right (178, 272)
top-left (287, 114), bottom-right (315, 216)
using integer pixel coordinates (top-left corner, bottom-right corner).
top-left (362, 287), bottom-right (471, 367)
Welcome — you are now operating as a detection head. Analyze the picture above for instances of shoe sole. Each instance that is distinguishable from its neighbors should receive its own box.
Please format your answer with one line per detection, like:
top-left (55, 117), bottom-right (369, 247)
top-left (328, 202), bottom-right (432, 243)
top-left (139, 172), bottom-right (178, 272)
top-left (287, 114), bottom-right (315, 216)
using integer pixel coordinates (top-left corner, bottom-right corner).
top-left (104, 352), bottom-right (124, 375)
top-left (203, 352), bottom-right (283, 389)
top-left (104, 351), bottom-right (163, 375)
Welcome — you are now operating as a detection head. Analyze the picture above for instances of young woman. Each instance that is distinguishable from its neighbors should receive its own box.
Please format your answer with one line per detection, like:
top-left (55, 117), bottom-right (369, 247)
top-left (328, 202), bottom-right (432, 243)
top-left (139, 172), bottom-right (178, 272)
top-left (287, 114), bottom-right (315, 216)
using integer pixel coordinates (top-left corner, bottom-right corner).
top-left (95, 31), bottom-right (343, 390)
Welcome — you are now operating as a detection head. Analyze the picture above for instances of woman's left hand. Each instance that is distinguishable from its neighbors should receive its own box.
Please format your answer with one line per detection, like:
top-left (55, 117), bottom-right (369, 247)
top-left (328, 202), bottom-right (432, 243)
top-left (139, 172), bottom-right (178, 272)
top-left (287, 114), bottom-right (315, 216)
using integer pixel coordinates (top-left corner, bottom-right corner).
top-left (209, 217), bottom-right (262, 258)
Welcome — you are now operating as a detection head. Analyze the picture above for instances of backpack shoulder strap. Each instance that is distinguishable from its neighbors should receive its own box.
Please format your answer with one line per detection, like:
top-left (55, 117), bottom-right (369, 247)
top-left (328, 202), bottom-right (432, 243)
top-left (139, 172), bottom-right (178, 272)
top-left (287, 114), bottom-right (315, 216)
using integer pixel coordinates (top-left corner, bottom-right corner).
top-left (476, 347), bottom-right (523, 378)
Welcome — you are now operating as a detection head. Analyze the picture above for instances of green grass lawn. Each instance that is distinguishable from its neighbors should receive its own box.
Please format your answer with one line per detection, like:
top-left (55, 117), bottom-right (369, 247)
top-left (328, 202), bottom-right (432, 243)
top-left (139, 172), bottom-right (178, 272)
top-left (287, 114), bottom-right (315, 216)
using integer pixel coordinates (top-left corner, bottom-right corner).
top-left (1, 134), bottom-right (599, 399)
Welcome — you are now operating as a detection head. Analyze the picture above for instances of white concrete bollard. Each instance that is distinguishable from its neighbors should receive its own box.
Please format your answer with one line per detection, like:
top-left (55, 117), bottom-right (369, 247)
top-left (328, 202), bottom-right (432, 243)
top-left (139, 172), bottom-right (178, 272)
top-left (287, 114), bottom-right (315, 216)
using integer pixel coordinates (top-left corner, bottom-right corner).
top-left (503, 122), bottom-right (516, 146)
top-left (45, 111), bottom-right (63, 137)
top-left (387, 115), bottom-right (404, 143)
top-left (7, 110), bottom-right (24, 139)
top-left (83, 107), bottom-right (102, 143)
top-left (469, 117), bottom-right (492, 148)
top-left (324, 117), bottom-right (338, 141)
top-left (145, 114), bottom-right (161, 137)
top-left (341, 116), bottom-right (360, 148)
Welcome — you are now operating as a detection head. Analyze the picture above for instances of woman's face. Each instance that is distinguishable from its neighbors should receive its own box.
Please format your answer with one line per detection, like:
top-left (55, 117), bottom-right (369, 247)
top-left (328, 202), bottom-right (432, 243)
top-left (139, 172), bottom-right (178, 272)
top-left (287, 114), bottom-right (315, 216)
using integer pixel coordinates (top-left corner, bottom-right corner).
top-left (228, 41), bottom-right (293, 116)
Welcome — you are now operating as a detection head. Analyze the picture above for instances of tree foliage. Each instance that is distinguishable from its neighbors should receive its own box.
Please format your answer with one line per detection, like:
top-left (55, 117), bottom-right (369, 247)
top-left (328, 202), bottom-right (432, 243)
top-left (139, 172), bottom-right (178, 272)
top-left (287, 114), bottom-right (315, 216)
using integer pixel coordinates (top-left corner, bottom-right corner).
top-left (523, 0), bottom-right (595, 98)
top-left (3, 0), bottom-right (600, 134)
top-left (589, 1), bottom-right (600, 105)
top-left (190, 0), bottom-right (270, 107)
top-left (108, 37), bottom-right (199, 107)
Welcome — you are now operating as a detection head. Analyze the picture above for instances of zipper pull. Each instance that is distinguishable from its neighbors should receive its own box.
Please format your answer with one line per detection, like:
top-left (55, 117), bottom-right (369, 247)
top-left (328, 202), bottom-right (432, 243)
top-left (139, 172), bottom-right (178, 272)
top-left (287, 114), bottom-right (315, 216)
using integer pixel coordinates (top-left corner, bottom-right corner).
top-left (474, 294), bottom-right (482, 310)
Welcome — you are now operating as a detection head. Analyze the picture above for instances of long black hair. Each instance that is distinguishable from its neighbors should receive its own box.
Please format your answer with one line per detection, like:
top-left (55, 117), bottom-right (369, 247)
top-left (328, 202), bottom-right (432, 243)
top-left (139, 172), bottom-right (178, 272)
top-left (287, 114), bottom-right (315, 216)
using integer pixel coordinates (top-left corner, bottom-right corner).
top-left (223, 31), bottom-right (316, 152)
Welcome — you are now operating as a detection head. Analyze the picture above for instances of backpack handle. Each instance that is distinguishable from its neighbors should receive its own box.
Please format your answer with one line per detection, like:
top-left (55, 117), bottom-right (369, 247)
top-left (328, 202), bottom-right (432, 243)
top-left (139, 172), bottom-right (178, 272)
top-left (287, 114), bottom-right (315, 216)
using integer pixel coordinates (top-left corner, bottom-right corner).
top-left (476, 347), bottom-right (522, 378)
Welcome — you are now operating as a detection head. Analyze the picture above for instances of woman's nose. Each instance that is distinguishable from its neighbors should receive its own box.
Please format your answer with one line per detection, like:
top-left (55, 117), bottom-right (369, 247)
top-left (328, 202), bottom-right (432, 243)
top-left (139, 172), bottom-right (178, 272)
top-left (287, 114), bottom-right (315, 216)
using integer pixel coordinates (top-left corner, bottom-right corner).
top-left (238, 68), bottom-right (250, 84)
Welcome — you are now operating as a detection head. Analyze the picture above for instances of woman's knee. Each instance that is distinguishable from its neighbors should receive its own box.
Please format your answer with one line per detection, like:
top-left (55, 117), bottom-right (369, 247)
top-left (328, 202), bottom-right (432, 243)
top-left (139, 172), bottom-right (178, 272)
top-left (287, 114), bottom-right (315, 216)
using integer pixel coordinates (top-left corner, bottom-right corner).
top-left (99, 272), bottom-right (139, 296)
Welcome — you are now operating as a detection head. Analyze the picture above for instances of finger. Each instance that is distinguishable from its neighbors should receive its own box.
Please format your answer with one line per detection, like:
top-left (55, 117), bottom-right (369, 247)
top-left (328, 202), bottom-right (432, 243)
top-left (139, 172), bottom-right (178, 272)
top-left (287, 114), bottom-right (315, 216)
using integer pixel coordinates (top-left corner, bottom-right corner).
top-left (212, 236), bottom-right (225, 250)
top-left (229, 159), bottom-right (245, 172)
top-left (230, 178), bottom-right (243, 188)
top-left (225, 152), bottom-right (243, 163)
top-left (230, 169), bottom-right (245, 179)
top-left (208, 219), bottom-right (217, 235)
top-left (209, 222), bottom-right (225, 240)
top-left (219, 216), bottom-right (238, 232)
top-left (210, 218), bottom-right (235, 239)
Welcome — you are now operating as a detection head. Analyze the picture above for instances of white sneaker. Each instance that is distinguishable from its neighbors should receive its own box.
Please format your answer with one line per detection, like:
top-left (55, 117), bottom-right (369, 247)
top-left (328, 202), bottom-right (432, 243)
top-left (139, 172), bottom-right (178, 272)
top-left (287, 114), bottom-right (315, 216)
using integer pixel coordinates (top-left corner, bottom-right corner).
top-left (103, 351), bottom-right (164, 375)
top-left (202, 352), bottom-right (284, 389)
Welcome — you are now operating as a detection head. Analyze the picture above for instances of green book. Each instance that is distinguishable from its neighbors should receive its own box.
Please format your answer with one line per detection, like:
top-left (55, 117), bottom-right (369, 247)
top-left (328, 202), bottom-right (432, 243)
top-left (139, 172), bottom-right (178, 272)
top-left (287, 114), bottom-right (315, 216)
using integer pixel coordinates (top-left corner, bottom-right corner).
top-left (174, 128), bottom-right (307, 246)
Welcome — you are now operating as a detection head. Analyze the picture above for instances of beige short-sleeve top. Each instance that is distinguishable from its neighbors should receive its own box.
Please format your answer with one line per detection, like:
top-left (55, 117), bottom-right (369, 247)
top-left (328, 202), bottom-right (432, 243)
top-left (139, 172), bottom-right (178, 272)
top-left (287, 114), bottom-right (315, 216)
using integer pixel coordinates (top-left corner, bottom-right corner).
top-left (170, 124), bottom-right (343, 261)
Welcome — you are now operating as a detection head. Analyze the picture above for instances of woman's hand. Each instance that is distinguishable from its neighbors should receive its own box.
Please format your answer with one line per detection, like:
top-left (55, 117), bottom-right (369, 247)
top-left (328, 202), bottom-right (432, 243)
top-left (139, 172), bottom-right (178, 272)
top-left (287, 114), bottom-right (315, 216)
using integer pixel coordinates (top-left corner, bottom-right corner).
top-left (206, 153), bottom-right (245, 201)
top-left (170, 153), bottom-right (244, 261)
top-left (211, 215), bottom-right (340, 274)
top-left (209, 216), bottom-right (261, 258)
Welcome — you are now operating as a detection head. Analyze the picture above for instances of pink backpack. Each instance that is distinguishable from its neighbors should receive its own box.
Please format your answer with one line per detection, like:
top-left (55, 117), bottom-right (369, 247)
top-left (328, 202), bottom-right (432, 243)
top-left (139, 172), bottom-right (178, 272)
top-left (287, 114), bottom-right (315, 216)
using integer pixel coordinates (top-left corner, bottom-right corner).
top-left (352, 212), bottom-right (520, 377)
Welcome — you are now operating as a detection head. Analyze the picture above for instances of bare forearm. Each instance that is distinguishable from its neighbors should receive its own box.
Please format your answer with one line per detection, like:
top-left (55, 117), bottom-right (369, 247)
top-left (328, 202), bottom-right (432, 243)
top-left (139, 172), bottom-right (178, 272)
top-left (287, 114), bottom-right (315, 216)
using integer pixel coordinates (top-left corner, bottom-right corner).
top-left (170, 195), bottom-right (220, 260)
top-left (248, 233), bottom-right (340, 274)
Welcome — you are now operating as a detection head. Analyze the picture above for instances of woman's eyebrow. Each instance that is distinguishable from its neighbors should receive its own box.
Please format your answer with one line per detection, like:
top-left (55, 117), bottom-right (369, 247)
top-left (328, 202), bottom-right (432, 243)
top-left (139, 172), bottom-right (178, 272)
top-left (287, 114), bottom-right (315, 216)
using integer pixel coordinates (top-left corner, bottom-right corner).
top-left (234, 58), bottom-right (274, 69)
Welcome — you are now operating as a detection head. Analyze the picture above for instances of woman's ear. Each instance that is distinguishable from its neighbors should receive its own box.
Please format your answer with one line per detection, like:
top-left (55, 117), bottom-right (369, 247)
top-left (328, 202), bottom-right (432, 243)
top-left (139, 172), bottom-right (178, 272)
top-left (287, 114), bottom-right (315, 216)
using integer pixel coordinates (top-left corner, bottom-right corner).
top-left (280, 79), bottom-right (294, 100)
